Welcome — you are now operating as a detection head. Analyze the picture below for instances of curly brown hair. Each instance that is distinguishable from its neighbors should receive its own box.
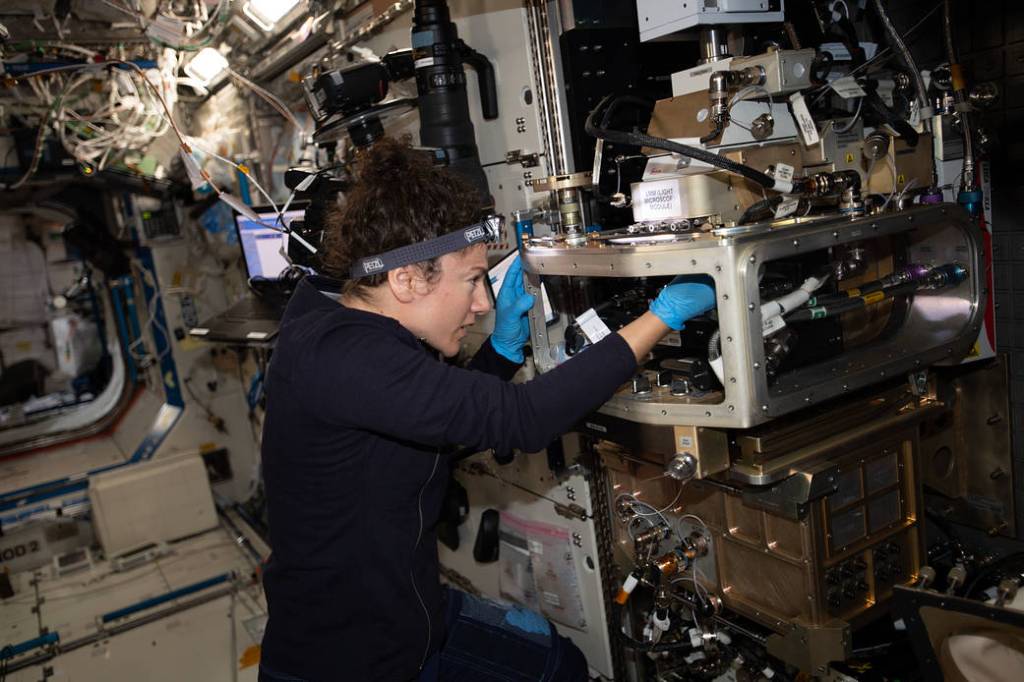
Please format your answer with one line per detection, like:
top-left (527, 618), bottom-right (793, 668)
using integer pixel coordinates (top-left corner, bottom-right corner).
top-left (320, 136), bottom-right (483, 298)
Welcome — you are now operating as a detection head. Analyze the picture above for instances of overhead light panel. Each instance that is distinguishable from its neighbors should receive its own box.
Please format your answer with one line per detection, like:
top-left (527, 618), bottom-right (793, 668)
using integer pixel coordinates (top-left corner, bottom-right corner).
top-left (184, 47), bottom-right (229, 84)
top-left (243, 0), bottom-right (302, 31)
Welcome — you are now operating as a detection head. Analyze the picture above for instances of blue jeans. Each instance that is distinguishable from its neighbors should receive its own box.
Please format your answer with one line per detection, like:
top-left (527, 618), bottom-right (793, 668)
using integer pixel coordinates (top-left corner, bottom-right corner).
top-left (259, 589), bottom-right (588, 682)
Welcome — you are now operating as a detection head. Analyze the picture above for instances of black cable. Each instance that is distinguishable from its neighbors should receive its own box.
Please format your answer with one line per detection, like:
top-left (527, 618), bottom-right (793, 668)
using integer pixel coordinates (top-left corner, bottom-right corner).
top-left (614, 627), bottom-right (696, 653)
top-left (812, 51), bottom-right (835, 84)
top-left (699, 121), bottom-right (725, 145)
top-left (835, 15), bottom-right (866, 68)
top-left (585, 95), bottom-right (779, 190)
top-left (738, 196), bottom-right (785, 224)
top-left (789, 280), bottom-right (918, 321)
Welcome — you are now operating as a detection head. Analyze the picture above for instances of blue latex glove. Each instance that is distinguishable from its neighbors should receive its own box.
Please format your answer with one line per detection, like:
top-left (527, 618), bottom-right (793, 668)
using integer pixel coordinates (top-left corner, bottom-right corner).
top-left (649, 276), bottom-right (716, 330)
top-left (492, 255), bottom-right (536, 363)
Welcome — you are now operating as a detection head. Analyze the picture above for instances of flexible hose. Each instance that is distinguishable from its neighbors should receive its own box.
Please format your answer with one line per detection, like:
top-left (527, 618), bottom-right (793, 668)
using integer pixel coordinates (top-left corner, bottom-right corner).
top-left (943, 0), bottom-right (975, 190)
top-left (585, 95), bottom-right (779, 190)
top-left (942, 0), bottom-right (957, 65)
top-left (872, 0), bottom-right (932, 118)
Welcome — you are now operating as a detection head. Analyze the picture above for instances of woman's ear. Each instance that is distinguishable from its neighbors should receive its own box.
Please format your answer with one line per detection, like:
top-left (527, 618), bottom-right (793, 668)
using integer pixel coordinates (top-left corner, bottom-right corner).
top-left (387, 266), bottom-right (432, 303)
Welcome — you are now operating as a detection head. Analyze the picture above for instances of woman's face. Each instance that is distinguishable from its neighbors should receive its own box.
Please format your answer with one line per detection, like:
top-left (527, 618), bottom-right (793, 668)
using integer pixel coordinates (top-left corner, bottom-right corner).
top-left (408, 243), bottom-right (492, 356)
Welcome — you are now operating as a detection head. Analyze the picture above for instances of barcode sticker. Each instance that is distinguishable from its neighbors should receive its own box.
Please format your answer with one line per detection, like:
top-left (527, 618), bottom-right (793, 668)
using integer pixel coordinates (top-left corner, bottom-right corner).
top-left (789, 93), bottom-right (820, 146)
top-left (775, 197), bottom-right (800, 218)
top-left (576, 308), bottom-right (612, 344)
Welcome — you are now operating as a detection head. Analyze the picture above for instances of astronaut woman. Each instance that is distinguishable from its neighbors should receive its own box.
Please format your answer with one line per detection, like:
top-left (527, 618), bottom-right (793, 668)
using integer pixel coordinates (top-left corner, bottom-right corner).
top-left (258, 137), bottom-right (715, 682)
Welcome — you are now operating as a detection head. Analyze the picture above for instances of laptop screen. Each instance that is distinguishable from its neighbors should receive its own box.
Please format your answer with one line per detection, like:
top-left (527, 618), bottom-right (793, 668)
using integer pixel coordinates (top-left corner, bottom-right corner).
top-left (235, 208), bottom-right (306, 279)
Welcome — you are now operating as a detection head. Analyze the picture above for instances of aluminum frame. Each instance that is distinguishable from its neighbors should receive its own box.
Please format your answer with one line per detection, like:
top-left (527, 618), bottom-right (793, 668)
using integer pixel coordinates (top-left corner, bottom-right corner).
top-left (522, 203), bottom-right (985, 429)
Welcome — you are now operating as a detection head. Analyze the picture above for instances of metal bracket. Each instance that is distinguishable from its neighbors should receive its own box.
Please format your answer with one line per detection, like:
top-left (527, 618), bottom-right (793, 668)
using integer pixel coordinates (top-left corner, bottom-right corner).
top-left (505, 149), bottom-right (540, 168)
top-left (741, 462), bottom-right (840, 520)
top-left (908, 369), bottom-right (929, 396)
top-left (766, 621), bottom-right (849, 675)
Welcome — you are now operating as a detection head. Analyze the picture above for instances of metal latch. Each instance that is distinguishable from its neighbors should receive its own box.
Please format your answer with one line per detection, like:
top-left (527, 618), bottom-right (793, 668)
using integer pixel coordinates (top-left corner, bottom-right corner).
top-left (554, 502), bottom-right (588, 521)
top-left (505, 149), bottom-right (540, 168)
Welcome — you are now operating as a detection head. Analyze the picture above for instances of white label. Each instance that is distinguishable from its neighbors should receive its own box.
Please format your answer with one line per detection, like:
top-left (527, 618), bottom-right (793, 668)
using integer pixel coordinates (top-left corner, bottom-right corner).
top-left (189, 328), bottom-right (209, 336)
top-left (774, 197), bottom-right (800, 218)
top-left (528, 540), bottom-right (544, 555)
top-left (820, 41), bottom-right (878, 61)
top-left (774, 163), bottom-right (795, 183)
top-left (789, 93), bottom-right (820, 146)
top-left (413, 57), bottom-right (435, 69)
top-left (909, 100), bottom-right (922, 126)
top-left (679, 435), bottom-right (694, 448)
top-left (831, 76), bottom-right (867, 99)
top-left (762, 315), bottom-right (787, 337)
top-left (584, 421), bottom-right (607, 434)
top-left (631, 179), bottom-right (684, 221)
top-left (576, 308), bottom-right (612, 345)
top-left (542, 591), bottom-right (561, 607)
top-left (246, 331), bottom-right (269, 340)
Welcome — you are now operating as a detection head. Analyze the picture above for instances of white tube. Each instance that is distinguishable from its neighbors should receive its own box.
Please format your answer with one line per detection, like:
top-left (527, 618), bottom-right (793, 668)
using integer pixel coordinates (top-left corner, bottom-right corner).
top-left (760, 275), bottom-right (828, 319)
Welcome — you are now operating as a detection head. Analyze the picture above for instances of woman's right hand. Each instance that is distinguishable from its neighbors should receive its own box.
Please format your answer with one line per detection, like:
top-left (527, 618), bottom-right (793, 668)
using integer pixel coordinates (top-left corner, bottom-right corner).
top-left (648, 276), bottom-right (716, 330)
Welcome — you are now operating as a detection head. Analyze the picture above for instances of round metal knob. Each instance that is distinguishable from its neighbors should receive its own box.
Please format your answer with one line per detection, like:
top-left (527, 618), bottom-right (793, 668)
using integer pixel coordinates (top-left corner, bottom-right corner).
top-left (667, 453), bottom-right (697, 481)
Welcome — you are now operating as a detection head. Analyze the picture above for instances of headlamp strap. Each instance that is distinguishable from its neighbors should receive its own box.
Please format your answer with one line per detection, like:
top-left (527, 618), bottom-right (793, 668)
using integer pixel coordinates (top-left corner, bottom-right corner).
top-left (348, 216), bottom-right (502, 280)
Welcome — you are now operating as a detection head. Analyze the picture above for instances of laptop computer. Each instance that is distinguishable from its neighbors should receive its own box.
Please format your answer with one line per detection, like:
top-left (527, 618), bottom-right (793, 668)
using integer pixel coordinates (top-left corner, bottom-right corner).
top-left (189, 204), bottom-right (308, 343)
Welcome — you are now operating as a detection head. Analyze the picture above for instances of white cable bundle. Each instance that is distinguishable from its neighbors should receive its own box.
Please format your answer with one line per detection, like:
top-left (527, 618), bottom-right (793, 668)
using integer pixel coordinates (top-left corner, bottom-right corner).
top-left (51, 51), bottom-right (177, 171)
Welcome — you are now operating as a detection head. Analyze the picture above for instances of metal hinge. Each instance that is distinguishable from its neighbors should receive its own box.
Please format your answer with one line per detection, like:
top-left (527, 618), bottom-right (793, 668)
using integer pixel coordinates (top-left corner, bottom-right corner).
top-left (506, 149), bottom-right (541, 168)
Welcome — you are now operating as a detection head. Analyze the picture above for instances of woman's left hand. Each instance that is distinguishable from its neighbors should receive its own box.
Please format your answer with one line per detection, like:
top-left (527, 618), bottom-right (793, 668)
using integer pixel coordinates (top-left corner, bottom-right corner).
top-left (492, 255), bottom-right (536, 363)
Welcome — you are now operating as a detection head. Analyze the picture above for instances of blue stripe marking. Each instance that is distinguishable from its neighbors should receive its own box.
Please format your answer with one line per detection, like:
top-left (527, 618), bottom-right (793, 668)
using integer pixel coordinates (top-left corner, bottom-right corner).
top-left (100, 572), bottom-right (234, 623)
top-left (0, 632), bottom-right (60, 660)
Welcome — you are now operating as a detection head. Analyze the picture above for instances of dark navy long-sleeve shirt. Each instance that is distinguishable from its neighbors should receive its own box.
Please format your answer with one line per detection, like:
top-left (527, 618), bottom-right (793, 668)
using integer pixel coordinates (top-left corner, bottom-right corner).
top-left (260, 278), bottom-right (637, 681)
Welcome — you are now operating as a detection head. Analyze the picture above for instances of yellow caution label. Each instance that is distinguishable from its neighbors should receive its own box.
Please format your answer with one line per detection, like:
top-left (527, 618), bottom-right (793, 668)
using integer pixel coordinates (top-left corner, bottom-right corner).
top-left (239, 645), bottom-right (261, 669)
top-left (897, 173), bottom-right (906, 185)
top-left (863, 290), bottom-right (885, 305)
top-left (845, 152), bottom-right (855, 164)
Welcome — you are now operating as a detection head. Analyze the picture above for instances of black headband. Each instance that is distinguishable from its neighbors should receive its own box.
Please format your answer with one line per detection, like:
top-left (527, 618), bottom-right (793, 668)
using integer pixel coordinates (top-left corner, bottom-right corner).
top-left (348, 215), bottom-right (503, 280)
